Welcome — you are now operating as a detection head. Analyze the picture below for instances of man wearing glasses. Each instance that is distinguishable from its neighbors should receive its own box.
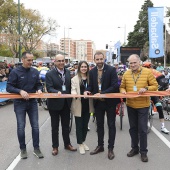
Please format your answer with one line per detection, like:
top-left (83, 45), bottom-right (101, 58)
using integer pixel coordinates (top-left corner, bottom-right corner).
top-left (45, 54), bottom-right (77, 156)
top-left (120, 54), bottom-right (158, 162)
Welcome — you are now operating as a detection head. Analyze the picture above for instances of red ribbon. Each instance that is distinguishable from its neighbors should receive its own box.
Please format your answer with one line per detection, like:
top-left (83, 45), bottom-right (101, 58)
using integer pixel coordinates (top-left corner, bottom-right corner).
top-left (0, 91), bottom-right (169, 99)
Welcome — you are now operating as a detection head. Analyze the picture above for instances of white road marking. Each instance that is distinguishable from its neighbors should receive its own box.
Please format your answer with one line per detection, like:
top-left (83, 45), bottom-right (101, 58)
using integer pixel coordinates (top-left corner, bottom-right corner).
top-left (6, 117), bottom-right (170, 169)
top-left (151, 126), bottom-right (170, 148)
top-left (6, 117), bottom-right (50, 170)
top-left (6, 155), bottom-right (21, 170)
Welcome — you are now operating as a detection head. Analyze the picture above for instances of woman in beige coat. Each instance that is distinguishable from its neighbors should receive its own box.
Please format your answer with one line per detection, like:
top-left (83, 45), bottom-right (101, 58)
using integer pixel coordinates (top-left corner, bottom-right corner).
top-left (71, 61), bottom-right (94, 155)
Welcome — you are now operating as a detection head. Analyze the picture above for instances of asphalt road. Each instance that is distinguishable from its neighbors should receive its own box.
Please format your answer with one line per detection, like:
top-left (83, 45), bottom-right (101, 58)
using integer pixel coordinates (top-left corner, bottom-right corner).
top-left (1, 102), bottom-right (170, 170)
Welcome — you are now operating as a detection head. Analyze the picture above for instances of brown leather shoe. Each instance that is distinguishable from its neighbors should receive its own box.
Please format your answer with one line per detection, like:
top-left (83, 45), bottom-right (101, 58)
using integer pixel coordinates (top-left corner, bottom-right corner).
top-left (65, 144), bottom-right (77, 151)
top-left (108, 149), bottom-right (115, 160)
top-left (127, 149), bottom-right (139, 157)
top-left (141, 153), bottom-right (148, 162)
top-left (52, 148), bottom-right (58, 156)
top-left (90, 146), bottom-right (104, 155)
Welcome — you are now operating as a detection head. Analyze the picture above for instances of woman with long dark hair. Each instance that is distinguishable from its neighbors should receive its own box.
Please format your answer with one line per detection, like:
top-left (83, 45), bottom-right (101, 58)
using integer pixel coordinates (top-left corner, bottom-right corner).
top-left (71, 61), bottom-right (94, 155)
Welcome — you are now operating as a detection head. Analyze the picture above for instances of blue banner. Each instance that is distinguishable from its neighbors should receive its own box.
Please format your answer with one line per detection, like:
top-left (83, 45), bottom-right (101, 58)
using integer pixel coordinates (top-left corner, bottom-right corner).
top-left (114, 40), bottom-right (121, 49)
top-left (114, 41), bottom-right (121, 62)
top-left (106, 51), bottom-right (110, 62)
top-left (0, 81), bottom-right (9, 102)
top-left (148, 7), bottom-right (164, 58)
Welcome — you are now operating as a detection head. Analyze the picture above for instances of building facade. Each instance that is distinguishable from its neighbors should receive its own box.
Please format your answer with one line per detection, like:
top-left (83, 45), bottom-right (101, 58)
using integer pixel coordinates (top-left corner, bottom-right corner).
top-left (74, 39), bottom-right (95, 62)
top-left (60, 38), bottom-right (96, 63)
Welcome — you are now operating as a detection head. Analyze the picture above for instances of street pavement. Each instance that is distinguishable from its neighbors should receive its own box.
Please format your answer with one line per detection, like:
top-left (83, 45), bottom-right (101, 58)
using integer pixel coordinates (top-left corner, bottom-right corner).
top-left (1, 102), bottom-right (170, 170)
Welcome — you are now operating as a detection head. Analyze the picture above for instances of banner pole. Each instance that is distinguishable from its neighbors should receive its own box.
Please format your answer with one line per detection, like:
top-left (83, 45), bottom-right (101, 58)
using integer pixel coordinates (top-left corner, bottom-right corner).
top-left (164, 22), bottom-right (166, 68)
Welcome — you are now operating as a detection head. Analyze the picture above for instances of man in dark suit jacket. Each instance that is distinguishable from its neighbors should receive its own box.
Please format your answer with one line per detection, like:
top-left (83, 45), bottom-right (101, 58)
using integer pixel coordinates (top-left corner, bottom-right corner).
top-left (84, 51), bottom-right (119, 160)
top-left (46, 54), bottom-right (77, 156)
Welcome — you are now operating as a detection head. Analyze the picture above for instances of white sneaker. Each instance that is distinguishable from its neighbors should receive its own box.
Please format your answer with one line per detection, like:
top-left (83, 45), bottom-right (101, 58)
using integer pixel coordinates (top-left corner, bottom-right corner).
top-left (83, 143), bottom-right (89, 151)
top-left (161, 127), bottom-right (169, 134)
top-left (79, 144), bottom-right (85, 154)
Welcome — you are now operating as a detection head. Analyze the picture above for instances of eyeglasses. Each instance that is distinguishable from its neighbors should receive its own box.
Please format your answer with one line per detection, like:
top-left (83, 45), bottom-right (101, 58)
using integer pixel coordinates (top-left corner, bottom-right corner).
top-left (55, 60), bottom-right (64, 63)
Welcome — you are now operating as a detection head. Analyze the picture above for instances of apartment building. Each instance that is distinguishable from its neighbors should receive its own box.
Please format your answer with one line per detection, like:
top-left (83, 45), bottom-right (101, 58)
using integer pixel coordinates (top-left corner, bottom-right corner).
top-left (74, 39), bottom-right (95, 62)
top-left (60, 38), bottom-right (74, 63)
top-left (60, 38), bottom-right (96, 63)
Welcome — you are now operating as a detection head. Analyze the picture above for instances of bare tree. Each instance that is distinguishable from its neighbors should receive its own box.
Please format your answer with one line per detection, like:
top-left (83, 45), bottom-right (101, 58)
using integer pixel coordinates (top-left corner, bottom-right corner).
top-left (0, 0), bottom-right (59, 58)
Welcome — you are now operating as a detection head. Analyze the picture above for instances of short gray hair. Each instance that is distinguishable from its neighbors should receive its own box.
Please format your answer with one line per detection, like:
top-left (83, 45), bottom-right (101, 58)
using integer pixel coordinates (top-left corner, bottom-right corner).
top-left (127, 54), bottom-right (140, 61)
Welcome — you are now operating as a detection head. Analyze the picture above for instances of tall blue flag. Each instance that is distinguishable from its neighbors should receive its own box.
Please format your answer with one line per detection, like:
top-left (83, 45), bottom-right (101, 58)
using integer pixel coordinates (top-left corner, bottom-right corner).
top-left (148, 7), bottom-right (164, 58)
top-left (114, 40), bottom-right (121, 49)
top-left (114, 41), bottom-right (121, 62)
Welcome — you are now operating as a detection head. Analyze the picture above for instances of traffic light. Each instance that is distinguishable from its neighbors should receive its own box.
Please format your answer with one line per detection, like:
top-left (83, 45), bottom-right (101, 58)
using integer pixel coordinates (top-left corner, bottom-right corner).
top-left (106, 44), bottom-right (108, 49)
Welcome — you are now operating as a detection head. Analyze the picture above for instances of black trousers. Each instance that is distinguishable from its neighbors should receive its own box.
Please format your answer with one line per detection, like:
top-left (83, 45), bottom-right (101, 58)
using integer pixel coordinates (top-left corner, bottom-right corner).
top-left (151, 96), bottom-right (164, 119)
top-left (75, 111), bottom-right (90, 144)
top-left (49, 102), bottom-right (71, 148)
top-left (95, 101), bottom-right (116, 149)
top-left (127, 106), bottom-right (149, 154)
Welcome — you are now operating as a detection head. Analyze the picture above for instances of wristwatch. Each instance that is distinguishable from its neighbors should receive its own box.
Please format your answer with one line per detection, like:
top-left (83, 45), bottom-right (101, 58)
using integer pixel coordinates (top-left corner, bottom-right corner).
top-left (145, 87), bottom-right (148, 91)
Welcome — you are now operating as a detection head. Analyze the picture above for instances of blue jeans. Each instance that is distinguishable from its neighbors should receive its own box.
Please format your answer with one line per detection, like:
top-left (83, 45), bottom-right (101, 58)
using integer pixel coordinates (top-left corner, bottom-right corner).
top-left (14, 99), bottom-right (39, 149)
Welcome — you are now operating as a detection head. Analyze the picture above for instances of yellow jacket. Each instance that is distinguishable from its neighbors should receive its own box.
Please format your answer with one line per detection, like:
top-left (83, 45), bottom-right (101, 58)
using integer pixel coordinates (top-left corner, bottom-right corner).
top-left (120, 67), bottom-right (158, 108)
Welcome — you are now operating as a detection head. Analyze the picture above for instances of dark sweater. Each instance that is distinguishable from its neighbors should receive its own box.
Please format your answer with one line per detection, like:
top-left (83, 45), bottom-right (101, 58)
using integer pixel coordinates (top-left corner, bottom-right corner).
top-left (6, 66), bottom-right (42, 94)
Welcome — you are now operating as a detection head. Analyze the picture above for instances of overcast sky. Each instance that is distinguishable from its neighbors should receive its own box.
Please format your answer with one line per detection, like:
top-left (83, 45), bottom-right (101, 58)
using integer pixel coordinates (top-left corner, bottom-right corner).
top-left (14, 0), bottom-right (170, 50)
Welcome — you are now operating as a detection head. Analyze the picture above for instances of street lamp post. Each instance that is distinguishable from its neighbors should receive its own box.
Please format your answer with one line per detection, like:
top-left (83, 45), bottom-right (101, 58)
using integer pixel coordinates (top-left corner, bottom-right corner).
top-left (118, 24), bottom-right (126, 45)
top-left (64, 27), bottom-right (72, 63)
top-left (18, 0), bottom-right (21, 62)
top-left (64, 27), bottom-right (65, 59)
top-left (68, 28), bottom-right (72, 64)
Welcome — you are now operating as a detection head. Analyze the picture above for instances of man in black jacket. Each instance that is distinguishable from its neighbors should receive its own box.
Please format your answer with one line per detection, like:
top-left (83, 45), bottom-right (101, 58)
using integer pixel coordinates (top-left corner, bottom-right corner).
top-left (6, 51), bottom-right (44, 159)
top-left (84, 51), bottom-right (119, 160)
top-left (46, 54), bottom-right (77, 156)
